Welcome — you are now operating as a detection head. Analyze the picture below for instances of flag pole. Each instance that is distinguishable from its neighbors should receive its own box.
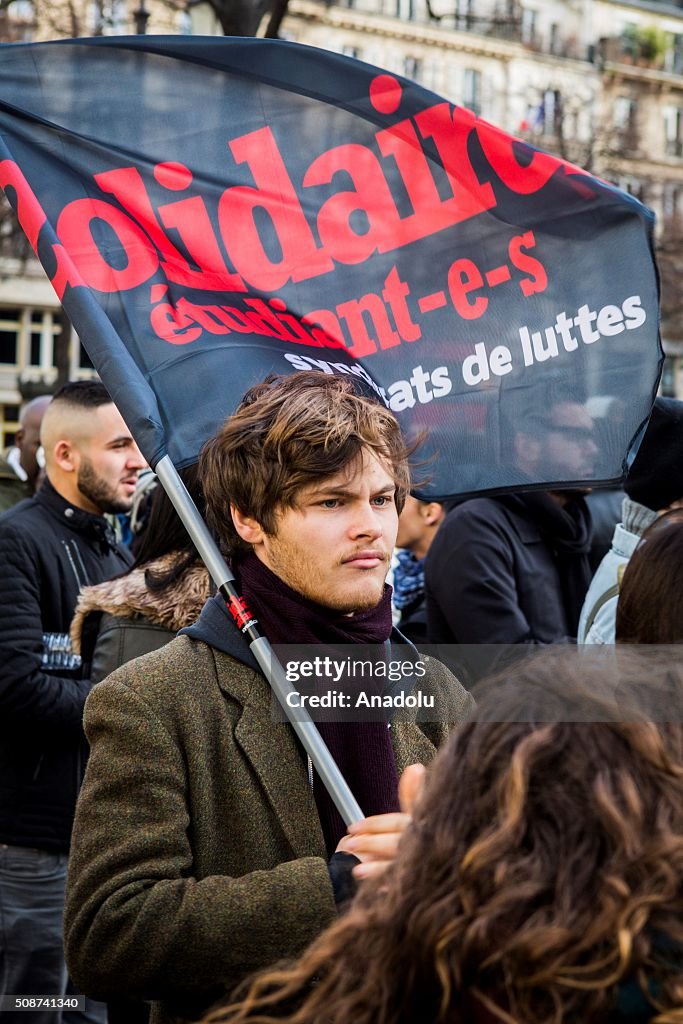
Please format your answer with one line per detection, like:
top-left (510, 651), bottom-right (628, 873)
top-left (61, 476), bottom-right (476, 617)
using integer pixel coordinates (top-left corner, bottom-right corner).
top-left (155, 454), bottom-right (365, 826)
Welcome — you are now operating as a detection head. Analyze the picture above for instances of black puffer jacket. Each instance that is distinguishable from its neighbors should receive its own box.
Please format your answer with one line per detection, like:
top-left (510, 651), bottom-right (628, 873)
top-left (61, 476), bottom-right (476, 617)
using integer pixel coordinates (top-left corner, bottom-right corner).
top-left (0, 479), bottom-right (132, 852)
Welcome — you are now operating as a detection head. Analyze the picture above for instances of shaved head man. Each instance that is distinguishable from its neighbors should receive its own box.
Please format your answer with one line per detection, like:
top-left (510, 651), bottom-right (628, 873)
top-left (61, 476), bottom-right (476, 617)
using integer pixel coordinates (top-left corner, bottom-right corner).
top-left (0, 380), bottom-right (144, 1024)
top-left (0, 394), bottom-right (51, 515)
top-left (16, 394), bottom-right (51, 484)
top-left (41, 386), bottom-right (144, 516)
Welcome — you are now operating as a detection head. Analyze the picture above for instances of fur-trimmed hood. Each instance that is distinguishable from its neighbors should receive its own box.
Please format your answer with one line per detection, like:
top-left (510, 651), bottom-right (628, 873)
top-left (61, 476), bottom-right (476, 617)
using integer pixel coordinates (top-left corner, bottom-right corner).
top-left (71, 554), bottom-right (212, 654)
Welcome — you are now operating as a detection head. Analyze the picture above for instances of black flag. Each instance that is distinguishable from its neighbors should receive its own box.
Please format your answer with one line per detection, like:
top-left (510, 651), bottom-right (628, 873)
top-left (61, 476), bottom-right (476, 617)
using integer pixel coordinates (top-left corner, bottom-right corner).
top-left (0, 36), bottom-right (662, 496)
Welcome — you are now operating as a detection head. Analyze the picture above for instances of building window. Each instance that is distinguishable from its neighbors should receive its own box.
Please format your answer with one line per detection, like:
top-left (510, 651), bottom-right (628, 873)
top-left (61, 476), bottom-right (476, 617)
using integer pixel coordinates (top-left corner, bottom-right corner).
top-left (521, 7), bottom-right (538, 47)
top-left (0, 307), bottom-right (61, 369)
top-left (29, 331), bottom-right (41, 366)
top-left (0, 0), bottom-right (34, 41)
top-left (1, 404), bottom-right (20, 449)
top-left (341, 44), bottom-right (361, 60)
top-left (523, 90), bottom-right (562, 136)
top-left (665, 33), bottom-right (683, 75)
top-left (396, 0), bottom-right (415, 19)
top-left (614, 96), bottom-right (637, 130)
top-left (421, 58), bottom-right (440, 92)
top-left (403, 56), bottom-right (422, 82)
top-left (7, 0), bottom-right (32, 17)
top-left (664, 106), bottom-right (683, 158)
top-left (663, 182), bottom-right (683, 220)
top-left (0, 308), bottom-right (21, 365)
top-left (27, 310), bottom-right (58, 369)
top-left (541, 89), bottom-right (562, 136)
top-left (0, 331), bottom-right (17, 364)
top-left (463, 68), bottom-right (482, 117)
top-left (455, 0), bottom-right (474, 32)
top-left (614, 95), bottom-right (638, 150)
top-left (549, 23), bottom-right (560, 55)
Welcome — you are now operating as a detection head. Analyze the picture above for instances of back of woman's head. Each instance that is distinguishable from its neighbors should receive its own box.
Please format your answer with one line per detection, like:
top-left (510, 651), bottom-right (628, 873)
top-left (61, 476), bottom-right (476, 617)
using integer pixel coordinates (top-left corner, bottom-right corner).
top-left (130, 463), bottom-right (205, 588)
top-left (205, 649), bottom-right (683, 1024)
top-left (400, 653), bottom-right (683, 1020)
top-left (616, 508), bottom-right (683, 643)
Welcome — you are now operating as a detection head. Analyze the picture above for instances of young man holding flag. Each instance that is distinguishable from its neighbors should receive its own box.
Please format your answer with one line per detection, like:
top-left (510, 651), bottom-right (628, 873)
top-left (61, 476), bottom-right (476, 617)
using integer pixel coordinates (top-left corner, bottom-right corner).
top-left (64, 371), bottom-right (472, 1024)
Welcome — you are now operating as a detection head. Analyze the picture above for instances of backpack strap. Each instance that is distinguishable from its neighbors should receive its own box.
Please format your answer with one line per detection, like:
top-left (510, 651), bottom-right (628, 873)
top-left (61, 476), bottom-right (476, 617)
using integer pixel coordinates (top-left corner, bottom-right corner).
top-left (583, 583), bottom-right (620, 639)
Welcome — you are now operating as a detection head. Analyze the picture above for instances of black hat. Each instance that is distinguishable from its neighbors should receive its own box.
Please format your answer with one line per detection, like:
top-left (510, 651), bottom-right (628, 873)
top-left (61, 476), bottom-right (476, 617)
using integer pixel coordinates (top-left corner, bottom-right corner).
top-left (625, 398), bottom-right (683, 511)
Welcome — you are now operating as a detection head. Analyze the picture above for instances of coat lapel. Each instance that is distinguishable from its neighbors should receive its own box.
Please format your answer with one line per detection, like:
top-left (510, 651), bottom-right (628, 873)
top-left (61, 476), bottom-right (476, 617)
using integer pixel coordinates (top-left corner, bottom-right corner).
top-left (390, 721), bottom-right (438, 777)
top-left (215, 651), bottom-right (326, 859)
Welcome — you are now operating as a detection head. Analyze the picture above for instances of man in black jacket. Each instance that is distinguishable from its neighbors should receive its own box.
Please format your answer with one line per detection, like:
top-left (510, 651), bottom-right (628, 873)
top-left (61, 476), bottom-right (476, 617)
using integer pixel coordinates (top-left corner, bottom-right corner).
top-left (0, 381), bottom-right (145, 1022)
top-left (425, 400), bottom-right (595, 682)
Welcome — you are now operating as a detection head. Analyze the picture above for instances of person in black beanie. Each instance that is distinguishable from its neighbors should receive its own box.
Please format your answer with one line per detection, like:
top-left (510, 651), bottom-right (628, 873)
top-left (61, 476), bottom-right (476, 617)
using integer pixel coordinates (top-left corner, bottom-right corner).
top-left (579, 396), bottom-right (683, 644)
top-left (425, 399), bottom-right (595, 682)
top-left (64, 372), bottom-right (473, 1024)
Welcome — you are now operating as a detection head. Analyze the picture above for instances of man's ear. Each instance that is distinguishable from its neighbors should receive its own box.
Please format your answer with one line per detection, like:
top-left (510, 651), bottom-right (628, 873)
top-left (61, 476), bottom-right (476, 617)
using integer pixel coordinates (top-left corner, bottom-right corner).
top-left (14, 427), bottom-right (24, 447)
top-left (230, 505), bottom-right (266, 546)
top-left (52, 439), bottom-right (78, 474)
top-left (422, 501), bottom-right (445, 527)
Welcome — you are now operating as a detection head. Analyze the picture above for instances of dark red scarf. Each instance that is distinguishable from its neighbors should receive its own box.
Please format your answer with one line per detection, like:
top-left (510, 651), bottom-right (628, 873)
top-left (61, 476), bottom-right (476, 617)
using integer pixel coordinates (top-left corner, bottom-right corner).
top-left (238, 552), bottom-right (400, 855)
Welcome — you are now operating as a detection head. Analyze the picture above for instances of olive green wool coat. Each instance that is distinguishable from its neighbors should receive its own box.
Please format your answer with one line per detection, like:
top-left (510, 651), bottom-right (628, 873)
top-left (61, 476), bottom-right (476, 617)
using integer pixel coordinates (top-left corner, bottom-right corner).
top-left (64, 634), bottom-right (472, 1024)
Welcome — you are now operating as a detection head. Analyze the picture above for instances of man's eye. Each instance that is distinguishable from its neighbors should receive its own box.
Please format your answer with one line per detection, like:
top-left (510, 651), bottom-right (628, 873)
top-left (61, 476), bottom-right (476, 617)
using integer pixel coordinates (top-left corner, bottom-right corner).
top-left (320, 499), bottom-right (339, 509)
top-left (372, 496), bottom-right (393, 507)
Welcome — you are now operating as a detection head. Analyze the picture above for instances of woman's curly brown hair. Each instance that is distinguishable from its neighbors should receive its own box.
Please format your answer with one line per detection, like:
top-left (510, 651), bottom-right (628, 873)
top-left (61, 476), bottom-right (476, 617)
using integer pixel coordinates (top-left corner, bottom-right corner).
top-left (203, 650), bottom-right (683, 1024)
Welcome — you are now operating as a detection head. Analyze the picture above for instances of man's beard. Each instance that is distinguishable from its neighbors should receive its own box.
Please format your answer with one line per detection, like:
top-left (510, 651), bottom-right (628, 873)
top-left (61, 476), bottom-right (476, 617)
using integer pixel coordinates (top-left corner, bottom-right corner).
top-left (77, 458), bottom-right (130, 515)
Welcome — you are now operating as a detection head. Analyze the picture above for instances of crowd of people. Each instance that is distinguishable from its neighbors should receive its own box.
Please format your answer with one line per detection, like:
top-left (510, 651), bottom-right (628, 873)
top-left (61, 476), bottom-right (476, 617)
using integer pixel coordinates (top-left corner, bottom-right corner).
top-left (0, 373), bottom-right (682, 1024)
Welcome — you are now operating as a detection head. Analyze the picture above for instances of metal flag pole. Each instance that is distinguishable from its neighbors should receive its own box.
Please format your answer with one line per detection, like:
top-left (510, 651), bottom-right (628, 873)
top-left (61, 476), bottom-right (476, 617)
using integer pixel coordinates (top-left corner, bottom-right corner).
top-left (155, 454), bottom-right (364, 826)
